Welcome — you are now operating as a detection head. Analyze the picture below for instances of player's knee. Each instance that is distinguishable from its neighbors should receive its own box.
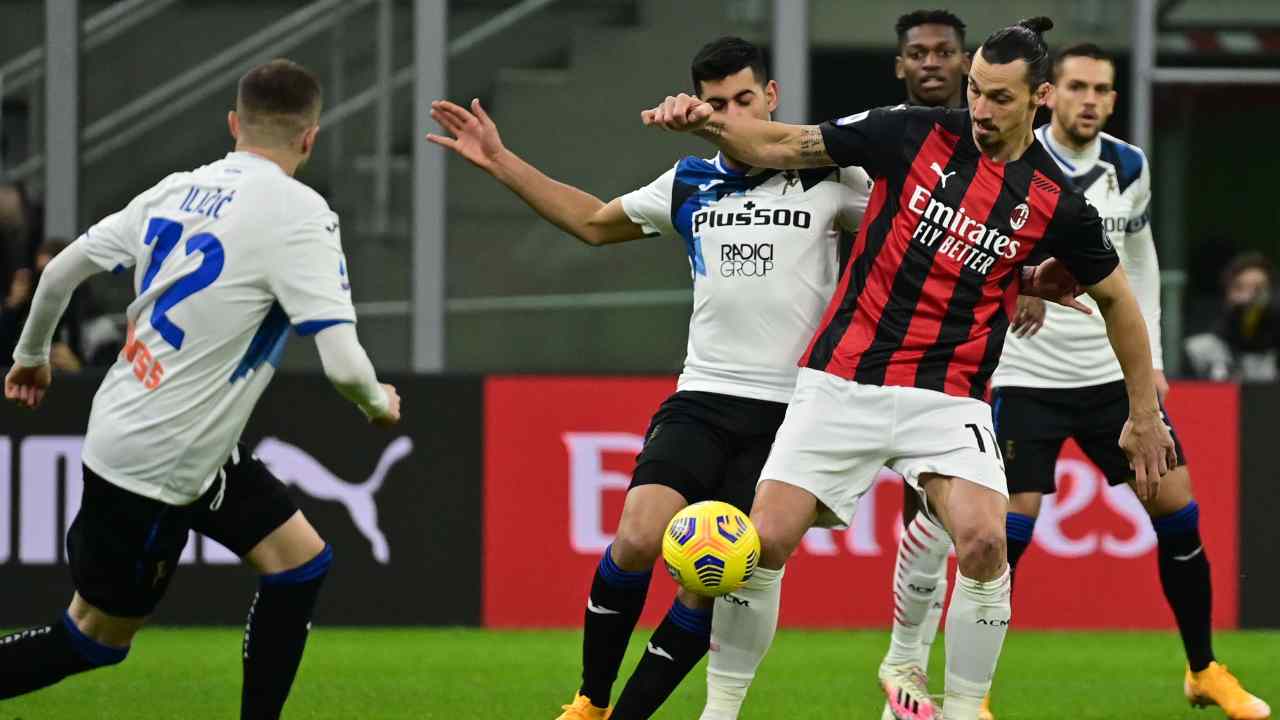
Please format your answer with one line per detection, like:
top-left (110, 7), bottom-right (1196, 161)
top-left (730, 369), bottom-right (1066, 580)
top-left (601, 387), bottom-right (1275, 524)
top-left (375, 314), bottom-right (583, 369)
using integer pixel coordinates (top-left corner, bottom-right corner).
top-left (752, 511), bottom-right (801, 569)
top-left (953, 522), bottom-right (1006, 577)
top-left (64, 613), bottom-right (135, 667)
top-left (611, 526), bottom-right (663, 570)
top-left (67, 596), bottom-right (144, 651)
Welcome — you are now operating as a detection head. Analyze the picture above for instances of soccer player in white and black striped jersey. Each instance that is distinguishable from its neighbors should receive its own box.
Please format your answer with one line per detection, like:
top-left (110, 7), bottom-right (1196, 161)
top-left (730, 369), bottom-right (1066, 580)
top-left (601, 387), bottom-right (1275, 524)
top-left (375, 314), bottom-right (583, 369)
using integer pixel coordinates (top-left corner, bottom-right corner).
top-left (990, 44), bottom-right (1269, 720)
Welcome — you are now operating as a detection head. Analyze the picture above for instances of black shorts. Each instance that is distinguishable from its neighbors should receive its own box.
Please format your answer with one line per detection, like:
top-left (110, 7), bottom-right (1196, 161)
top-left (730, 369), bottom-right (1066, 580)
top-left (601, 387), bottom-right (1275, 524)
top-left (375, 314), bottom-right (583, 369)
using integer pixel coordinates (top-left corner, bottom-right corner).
top-left (992, 380), bottom-right (1187, 495)
top-left (68, 444), bottom-right (299, 618)
top-left (631, 391), bottom-right (788, 514)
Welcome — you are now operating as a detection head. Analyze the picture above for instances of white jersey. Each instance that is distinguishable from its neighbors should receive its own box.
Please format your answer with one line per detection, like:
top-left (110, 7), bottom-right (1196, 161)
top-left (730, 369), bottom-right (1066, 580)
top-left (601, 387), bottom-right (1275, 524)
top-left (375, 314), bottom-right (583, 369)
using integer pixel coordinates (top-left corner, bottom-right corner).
top-left (78, 152), bottom-right (356, 505)
top-left (622, 153), bottom-right (870, 403)
top-left (993, 127), bottom-right (1163, 389)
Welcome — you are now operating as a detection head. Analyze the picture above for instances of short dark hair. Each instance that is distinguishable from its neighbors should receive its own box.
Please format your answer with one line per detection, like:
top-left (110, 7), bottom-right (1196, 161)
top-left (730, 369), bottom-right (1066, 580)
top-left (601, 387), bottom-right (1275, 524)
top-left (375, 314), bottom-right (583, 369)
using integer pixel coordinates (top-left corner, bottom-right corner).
top-left (979, 16), bottom-right (1054, 89)
top-left (1053, 42), bottom-right (1115, 81)
top-left (895, 9), bottom-right (967, 49)
top-left (691, 37), bottom-right (768, 95)
top-left (1223, 252), bottom-right (1274, 289)
top-left (236, 58), bottom-right (322, 147)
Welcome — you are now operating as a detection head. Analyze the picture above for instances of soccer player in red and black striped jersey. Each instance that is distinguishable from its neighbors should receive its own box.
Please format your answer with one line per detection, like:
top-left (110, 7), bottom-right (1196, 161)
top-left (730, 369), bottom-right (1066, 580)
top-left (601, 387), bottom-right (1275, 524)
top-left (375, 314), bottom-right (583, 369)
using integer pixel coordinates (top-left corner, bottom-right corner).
top-left (876, 12), bottom-right (978, 720)
top-left (645, 17), bottom-right (1176, 720)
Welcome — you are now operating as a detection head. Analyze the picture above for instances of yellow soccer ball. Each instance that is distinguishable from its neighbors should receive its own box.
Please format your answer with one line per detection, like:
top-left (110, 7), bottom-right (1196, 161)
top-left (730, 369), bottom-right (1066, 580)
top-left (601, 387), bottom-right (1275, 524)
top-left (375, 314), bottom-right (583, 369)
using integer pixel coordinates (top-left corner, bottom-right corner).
top-left (661, 501), bottom-right (760, 597)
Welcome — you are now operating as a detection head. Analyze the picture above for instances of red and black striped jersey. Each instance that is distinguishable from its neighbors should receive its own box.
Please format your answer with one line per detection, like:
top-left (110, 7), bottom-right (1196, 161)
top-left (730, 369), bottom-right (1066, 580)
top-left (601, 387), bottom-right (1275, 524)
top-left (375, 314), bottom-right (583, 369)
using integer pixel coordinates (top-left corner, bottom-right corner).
top-left (800, 105), bottom-right (1119, 399)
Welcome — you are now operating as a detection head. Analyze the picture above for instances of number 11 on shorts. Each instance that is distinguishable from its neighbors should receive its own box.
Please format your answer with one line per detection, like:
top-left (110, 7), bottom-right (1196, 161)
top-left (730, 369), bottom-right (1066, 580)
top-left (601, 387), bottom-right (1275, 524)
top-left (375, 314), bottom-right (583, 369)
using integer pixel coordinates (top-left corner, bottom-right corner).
top-left (965, 422), bottom-right (1002, 461)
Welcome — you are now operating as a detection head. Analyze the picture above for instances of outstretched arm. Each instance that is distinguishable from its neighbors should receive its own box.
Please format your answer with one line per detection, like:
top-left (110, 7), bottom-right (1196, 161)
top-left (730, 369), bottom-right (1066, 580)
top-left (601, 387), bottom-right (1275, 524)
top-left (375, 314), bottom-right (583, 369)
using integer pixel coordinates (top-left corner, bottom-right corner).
top-left (428, 99), bottom-right (647, 246)
top-left (1084, 266), bottom-right (1175, 501)
top-left (640, 93), bottom-right (833, 170)
top-left (5, 242), bottom-right (102, 409)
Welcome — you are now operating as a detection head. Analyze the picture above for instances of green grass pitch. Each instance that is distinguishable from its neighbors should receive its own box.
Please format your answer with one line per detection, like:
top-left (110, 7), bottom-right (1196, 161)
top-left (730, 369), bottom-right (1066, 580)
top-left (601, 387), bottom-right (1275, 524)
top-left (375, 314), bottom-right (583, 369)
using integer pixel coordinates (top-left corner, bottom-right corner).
top-left (2, 628), bottom-right (1276, 718)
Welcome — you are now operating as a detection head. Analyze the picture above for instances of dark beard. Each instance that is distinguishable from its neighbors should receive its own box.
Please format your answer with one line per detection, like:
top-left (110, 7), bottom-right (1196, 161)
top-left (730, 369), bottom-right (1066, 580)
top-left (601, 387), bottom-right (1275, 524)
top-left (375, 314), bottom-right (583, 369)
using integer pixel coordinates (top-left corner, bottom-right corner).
top-left (1066, 122), bottom-right (1099, 146)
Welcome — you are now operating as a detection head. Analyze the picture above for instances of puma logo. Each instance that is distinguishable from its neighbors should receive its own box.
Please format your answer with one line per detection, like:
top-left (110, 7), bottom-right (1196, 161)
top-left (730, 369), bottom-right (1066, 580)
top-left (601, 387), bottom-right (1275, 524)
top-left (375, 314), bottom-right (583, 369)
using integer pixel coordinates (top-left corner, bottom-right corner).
top-left (931, 161), bottom-right (956, 189)
top-left (253, 436), bottom-right (414, 564)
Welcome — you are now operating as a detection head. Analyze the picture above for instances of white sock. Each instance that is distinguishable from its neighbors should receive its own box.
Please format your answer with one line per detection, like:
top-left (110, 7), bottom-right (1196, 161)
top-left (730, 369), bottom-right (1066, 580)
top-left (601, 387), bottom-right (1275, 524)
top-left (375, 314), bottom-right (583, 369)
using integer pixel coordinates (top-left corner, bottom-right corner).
top-left (885, 512), bottom-right (952, 667)
top-left (699, 565), bottom-right (785, 720)
top-left (943, 567), bottom-right (1011, 720)
top-left (918, 575), bottom-right (948, 672)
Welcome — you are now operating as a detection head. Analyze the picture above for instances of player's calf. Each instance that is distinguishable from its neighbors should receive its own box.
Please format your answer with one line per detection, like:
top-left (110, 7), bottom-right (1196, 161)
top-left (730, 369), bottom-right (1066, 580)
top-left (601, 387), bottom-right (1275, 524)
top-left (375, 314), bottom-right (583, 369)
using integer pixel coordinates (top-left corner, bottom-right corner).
top-left (926, 476), bottom-right (1011, 720)
top-left (241, 515), bottom-right (333, 720)
top-left (1004, 491), bottom-right (1042, 583)
top-left (572, 481), bottom-right (681, 713)
top-left (611, 589), bottom-right (714, 719)
top-left (0, 596), bottom-right (137, 699)
top-left (885, 512), bottom-right (952, 669)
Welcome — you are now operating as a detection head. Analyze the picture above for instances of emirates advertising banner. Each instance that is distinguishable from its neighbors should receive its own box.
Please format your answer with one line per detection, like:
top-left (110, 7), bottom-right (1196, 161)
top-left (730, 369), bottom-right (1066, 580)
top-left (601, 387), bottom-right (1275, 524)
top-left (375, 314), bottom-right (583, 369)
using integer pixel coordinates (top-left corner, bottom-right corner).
top-left (483, 377), bottom-right (1239, 630)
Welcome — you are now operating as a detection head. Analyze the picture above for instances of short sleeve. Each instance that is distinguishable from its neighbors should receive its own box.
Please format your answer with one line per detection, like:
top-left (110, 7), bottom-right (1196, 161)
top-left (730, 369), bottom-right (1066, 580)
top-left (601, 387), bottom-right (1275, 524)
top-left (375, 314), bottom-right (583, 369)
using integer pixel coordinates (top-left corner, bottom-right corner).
top-left (620, 167), bottom-right (676, 237)
top-left (836, 166), bottom-right (872, 232)
top-left (78, 203), bottom-right (145, 273)
top-left (1044, 193), bottom-right (1120, 286)
top-left (78, 173), bottom-right (182, 273)
top-left (265, 209), bottom-right (357, 335)
top-left (819, 105), bottom-right (913, 178)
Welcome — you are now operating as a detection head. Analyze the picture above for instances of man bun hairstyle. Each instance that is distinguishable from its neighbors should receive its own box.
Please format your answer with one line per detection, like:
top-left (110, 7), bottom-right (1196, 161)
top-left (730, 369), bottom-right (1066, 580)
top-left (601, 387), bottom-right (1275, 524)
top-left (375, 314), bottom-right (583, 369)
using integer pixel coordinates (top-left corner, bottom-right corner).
top-left (236, 58), bottom-right (322, 148)
top-left (979, 16), bottom-right (1054, 89)
top-left (691, 36), bottom-right (769, 95)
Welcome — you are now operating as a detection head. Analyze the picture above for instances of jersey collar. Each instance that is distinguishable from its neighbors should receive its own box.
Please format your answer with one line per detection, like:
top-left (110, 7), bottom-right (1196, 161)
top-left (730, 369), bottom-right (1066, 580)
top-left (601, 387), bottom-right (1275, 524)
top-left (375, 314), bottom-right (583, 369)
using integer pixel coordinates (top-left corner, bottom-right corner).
top-left (1035, 124), bottom-right (1100, 175)
top-left (713, 152), bottom-right (769, 177)
top-left (224, 151), bottom-right (287, 174)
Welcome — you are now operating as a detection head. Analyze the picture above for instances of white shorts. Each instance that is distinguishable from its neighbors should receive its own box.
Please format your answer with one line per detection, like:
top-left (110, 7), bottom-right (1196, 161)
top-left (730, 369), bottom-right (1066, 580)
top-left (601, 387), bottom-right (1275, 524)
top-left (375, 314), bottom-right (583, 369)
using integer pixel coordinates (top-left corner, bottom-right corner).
top-left (760, 368), bottom-right (1008, 528)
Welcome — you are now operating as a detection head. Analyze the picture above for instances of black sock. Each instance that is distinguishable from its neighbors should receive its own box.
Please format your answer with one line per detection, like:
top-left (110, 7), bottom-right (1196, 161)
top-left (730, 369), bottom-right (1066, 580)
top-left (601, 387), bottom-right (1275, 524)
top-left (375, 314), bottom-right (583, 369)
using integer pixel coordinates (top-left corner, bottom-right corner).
top-left (579, 543), bottom-right (652, 708)
top-left (1153, 502), bottom-right (1215, 672)
top-left (0, 613), bottom-right (129, 699)
top-left (1006, 512), bottom-right (1036, 586)
top-left (610, 599), bottom-right (712, 720)
top-left (241, 545), bottom-right (332, 720)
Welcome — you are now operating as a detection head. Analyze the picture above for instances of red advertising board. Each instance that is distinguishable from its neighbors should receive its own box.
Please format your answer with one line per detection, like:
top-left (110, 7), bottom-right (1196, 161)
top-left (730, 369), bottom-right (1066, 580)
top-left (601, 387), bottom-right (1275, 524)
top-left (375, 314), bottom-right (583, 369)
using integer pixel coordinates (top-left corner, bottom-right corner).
top-left (484, 377), bottom-right (1239, 630)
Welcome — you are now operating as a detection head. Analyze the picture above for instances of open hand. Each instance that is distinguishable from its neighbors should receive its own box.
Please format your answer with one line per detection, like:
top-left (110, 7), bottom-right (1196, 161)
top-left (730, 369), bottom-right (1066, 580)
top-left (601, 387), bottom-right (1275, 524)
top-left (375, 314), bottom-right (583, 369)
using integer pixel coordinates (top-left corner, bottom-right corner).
top-left (1011, 296), bottom-right (1047, 338)
top-left (427, 99), bottom-right (507, 172)
top-left (1120, 409), bottom-right (1177, 502)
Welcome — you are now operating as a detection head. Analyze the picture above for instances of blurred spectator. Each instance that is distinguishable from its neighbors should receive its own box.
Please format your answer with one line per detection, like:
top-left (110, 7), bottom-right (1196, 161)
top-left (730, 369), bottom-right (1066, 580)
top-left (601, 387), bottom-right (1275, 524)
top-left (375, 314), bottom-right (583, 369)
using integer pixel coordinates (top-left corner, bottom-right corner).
top-left (1, 238), bottom-right (123, 370)
top-left (0, 182), bottom-right (32, 303)
top-left (1185, 252), bottom-right (1279, 381)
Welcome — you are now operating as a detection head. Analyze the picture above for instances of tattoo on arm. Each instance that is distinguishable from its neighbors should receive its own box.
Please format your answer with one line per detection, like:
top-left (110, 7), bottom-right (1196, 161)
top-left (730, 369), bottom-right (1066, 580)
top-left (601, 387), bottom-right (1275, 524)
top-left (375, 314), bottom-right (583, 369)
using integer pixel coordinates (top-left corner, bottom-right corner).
top-left (798, 126), bottom-right (828, 164)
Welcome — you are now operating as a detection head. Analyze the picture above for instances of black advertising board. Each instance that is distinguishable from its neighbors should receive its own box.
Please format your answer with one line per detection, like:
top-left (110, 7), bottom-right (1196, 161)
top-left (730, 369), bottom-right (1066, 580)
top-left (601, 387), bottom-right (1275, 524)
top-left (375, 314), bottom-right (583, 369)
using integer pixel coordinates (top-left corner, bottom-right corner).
top-left (0, 373), bottom-right (483, 626)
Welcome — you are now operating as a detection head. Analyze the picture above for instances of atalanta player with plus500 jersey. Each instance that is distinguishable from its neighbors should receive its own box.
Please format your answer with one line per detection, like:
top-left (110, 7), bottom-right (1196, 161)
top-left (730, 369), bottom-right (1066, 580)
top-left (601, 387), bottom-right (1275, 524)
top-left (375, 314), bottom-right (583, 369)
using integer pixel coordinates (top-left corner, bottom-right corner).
top-left (644, 17), bottom-right (1176, 720)
top-left (430, 37), bottom-right (868, 720)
